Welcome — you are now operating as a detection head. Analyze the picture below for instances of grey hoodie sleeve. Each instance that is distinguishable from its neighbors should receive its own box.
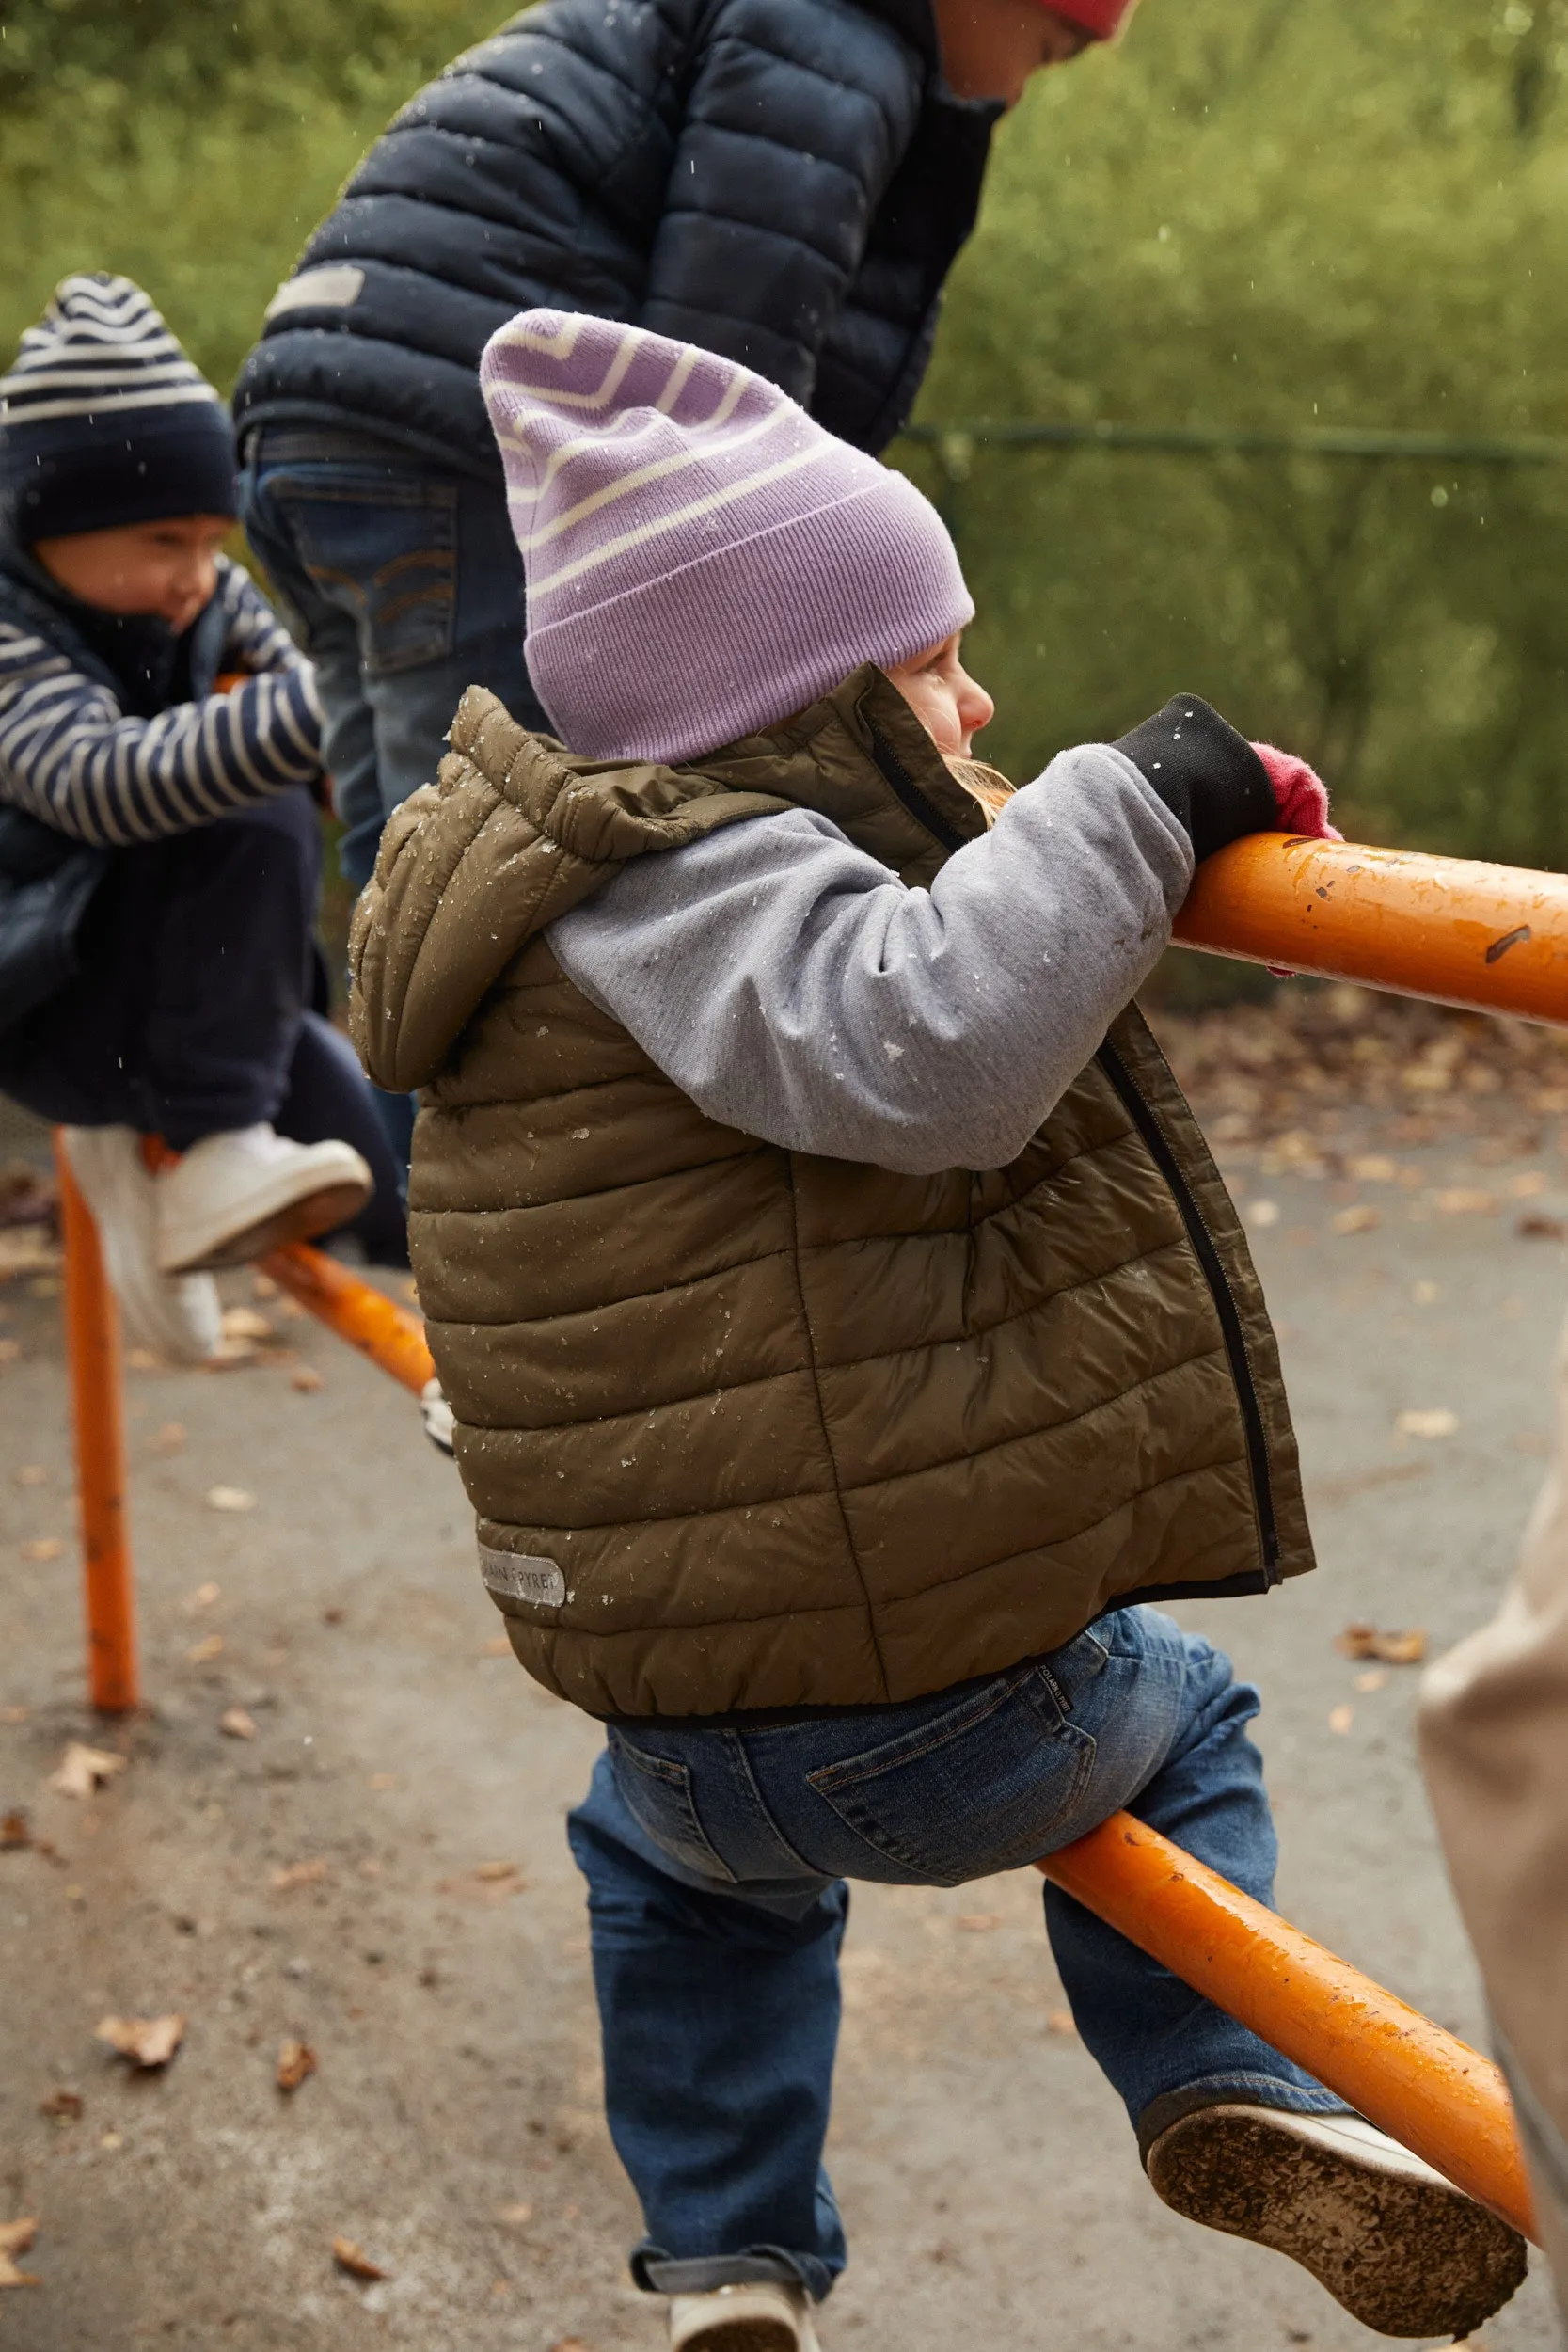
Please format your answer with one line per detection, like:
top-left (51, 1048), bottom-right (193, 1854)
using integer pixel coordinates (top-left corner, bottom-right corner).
top-left (545, 743), bottom-right (1194, 1173)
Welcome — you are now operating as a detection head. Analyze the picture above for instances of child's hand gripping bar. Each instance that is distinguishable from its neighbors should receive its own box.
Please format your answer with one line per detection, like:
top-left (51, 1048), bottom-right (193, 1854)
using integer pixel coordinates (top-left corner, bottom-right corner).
top-left (1173, 833), bottom-right (1568, 1027)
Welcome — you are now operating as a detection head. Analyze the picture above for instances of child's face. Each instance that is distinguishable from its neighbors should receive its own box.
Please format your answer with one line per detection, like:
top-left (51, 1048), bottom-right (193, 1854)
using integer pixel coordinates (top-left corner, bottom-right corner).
top-left (884, 632), bottom-right (995, 762)
top-left (932, 0), bottom-right (1089, 106)
top-left (32, 516), bottom-right (231, 633)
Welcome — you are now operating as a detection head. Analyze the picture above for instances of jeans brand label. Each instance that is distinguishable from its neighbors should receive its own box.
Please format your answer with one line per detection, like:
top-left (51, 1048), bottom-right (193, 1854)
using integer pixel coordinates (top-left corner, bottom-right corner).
top-left (479, 1545), bottom-right (566, 1611)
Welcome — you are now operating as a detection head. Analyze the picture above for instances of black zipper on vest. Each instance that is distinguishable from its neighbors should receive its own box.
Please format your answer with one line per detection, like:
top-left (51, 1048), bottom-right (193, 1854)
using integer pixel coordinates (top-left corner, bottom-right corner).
top-left (863, 718), bottom-right (971, 854)
top-left (1097, 1038), bottom-right (1280, 1583)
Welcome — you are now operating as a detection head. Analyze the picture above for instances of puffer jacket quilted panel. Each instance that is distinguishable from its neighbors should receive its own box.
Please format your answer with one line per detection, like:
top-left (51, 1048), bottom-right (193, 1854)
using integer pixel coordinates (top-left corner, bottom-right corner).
top-left (233, 0), bottom-right (999, 469)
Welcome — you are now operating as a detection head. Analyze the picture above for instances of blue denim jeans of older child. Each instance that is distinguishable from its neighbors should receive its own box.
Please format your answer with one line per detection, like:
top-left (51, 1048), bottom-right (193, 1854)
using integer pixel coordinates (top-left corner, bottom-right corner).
top-left (240, 431), bottom-right (552, 893)
top-left (567, 1605), bottom-right (1347, 2304)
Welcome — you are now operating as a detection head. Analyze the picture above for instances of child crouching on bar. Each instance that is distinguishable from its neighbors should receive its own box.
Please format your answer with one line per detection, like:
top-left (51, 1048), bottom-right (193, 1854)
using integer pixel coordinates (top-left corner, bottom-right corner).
top-left (350, 311), bottom-right (1527, 2351)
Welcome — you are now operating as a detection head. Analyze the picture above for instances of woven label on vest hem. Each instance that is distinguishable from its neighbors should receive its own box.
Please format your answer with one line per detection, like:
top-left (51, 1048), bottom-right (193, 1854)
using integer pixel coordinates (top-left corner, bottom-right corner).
top-left (479, 1544), bottom-right (565, 1610)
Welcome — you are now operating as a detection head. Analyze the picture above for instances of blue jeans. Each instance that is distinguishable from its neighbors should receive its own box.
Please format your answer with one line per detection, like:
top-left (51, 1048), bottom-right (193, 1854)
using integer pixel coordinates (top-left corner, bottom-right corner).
top-left (239, 430), bottom-right (551, 892)
top-left (568, 1607), bottom-right (1344, 2303)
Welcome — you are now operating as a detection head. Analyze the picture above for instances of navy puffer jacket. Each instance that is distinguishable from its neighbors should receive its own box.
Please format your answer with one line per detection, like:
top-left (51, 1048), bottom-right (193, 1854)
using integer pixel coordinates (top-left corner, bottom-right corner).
top-left (234, 0), bottom-right (1001, 475)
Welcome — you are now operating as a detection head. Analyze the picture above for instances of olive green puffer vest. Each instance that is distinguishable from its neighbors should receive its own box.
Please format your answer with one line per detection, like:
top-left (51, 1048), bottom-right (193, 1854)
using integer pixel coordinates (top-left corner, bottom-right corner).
top-left (351, 669), bottom-right (1313, 1719)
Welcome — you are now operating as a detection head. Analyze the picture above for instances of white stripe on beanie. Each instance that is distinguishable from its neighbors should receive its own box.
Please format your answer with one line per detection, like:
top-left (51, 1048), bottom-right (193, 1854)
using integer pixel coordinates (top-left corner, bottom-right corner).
top-left (0, 274), bottom-right (221, 429)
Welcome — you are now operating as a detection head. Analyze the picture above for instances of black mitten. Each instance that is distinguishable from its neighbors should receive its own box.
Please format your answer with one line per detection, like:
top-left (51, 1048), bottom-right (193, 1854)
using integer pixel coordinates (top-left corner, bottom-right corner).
top-left (1112, 693), bottom-right (1275, 863)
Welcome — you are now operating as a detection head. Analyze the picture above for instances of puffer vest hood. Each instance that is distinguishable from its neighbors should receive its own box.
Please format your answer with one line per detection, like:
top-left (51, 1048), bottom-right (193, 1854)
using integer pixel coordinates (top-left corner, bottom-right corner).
top-left (351, 672), bottom-right (1313, 1719)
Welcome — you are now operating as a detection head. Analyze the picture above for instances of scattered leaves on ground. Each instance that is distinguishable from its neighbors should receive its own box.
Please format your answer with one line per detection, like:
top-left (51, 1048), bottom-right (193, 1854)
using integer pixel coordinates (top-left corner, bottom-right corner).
top-left (95, 2013), bottom-right (184, 2069)
top-left (1244, 1198), bottom-right (1280, 1227)
top-left (206, 1486), bottom-right (256, 1513)
top-left (271, 1858), bottom-right (327, 1892)
top-left (0, 2217), bottom-right (39, 2288)
top-left (290, 1366), bottom-right (324, 1393)
top-left (473, 1860), bottom-right (520, 1883)
top-left (482, 1634), bottom-right (512, 1657)
top-left (1328, 1204), bottom-right (1380, 1236)
top-left (2, 1809), bottom-right (30, 1849)
top-left (219, 1708), bottom-right (257, 1740)
top-left (1355, 1669), bottom-right (1390, 1693)
top-left (124, 1347), bottom-right (163, 1372)
top-left (957, 1913), bottom-right (1004, 1932)
top-left (183, 1581), bottom-right (220, 1613)
top-left (13, 1464), bottom-right (45, 1487)
top-left (277, 2038), bottom-right (317, 2092)
top-left (1519, 1213), bottom-right (1567, 1241)
top-left (1045, 2009), bottom-right (1076, 2036)
top-left (1328, 1705), bottom-right (1355, 1735)
top-left (497, 2202), bottom-right (533, 2225)
top-left (185, 1634), bottom-right (224, 1665)
top-left (1396, 1407), bottom-right (1460, 1439)
top-left (39, 2089), bottom-right (81, 2121)
top-left (220, 1307), bottom-right (275, 1343)
top-left (48, 1744), bottom-right (126, 1799)
top-left (18, 1537), bottom-right (60, 1562)
top-left (251, 1273), bottom-right (278, 1300)
top-left (1433, 1186), bottom-right (1498, 1216)
top-left (1336, 1623), bottom-right (1429, 1664)
top-left (331, 2236), bottom-right (389, 2282)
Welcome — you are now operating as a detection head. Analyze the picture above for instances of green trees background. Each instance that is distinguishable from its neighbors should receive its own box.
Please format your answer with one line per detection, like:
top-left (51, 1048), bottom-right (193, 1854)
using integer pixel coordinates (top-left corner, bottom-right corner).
top-left (3, 0), bottom-right (1568, 862)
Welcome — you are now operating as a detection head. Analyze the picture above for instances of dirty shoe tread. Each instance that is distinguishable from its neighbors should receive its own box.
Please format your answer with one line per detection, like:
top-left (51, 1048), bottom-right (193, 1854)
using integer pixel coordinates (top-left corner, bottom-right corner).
top-left (669, 2281), bottom-right (819, 2352)
top-left (1147, 2104), bottom-right (1528, 2340)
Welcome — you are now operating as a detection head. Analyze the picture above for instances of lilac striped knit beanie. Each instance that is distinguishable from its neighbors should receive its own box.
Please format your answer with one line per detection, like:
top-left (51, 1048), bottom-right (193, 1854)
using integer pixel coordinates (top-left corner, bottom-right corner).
top-left (479, 310), bottom-right (973, 763)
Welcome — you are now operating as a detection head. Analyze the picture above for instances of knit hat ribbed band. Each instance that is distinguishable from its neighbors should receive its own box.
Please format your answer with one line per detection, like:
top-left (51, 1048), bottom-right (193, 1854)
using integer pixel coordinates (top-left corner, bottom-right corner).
top-left (0, 274), bottom-right (236, 544)
top-left (1046, 0), bottom-right (1139, 38)
top-left (480, 310), bottom-right (974, 763)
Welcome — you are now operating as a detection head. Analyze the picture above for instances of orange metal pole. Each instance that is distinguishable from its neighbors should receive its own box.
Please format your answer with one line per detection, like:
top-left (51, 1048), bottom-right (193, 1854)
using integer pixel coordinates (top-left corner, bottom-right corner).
top-left (54, 1137), bottom-right (140, 1714)
top-left (1172, 832), bottom-right (1568, 1027)
top-left (1037, 1813), bottom-right (1537, 2241)
top-left (259, 1240), bottom-right (434, 1395)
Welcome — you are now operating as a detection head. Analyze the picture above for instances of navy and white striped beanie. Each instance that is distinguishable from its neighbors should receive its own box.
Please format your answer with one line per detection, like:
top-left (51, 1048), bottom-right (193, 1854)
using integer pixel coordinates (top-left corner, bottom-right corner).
top-left (0, 274), bottom-right (236, 545)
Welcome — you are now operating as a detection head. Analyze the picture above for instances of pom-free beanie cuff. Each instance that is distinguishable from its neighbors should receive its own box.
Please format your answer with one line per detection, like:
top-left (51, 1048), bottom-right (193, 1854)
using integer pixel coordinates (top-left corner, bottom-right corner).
top-left (482, 309), bottom-right (973, 763)
top-left (526, 476), bottom-right (974, 765)
top-left (0, 274), bottom-right (237, 544)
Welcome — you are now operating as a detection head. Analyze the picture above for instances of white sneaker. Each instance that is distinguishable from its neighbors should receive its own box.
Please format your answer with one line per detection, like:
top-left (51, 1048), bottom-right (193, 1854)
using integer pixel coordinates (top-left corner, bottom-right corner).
top-left (1146, 2102), bottom-right (1528, 2339)
top-left (154, 1124), bottom-right (372, 1274)
top-left (669, 2281), bottom-right (821, 2352)
top-left (420, 1376), bottom-right (456, 1457)
top-left (59, 1126), bottom-right (220, 1365)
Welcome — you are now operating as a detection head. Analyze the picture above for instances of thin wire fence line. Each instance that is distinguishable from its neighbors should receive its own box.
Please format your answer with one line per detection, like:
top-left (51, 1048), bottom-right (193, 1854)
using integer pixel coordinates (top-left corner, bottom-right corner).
top-left (898, 421), bottom-right (1568, 471)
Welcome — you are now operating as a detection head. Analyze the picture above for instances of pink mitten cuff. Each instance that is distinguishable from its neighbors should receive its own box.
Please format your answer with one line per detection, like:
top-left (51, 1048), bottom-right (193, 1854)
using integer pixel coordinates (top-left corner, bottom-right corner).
top-left (1250, 741), bottom-right (1341, 841)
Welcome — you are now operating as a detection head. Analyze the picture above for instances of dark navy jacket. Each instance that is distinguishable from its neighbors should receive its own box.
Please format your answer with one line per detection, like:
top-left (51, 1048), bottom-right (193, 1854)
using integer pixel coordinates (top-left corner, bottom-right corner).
top-left (234, 0), bottom-right (1001, 475)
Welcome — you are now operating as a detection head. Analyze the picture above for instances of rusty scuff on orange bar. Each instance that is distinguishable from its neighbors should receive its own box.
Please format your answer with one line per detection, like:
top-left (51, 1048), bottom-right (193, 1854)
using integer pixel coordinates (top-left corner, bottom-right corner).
top-left (55, 1136), bottom-right (140, 1713)
top-left (261, 1241), bottom-right (434, 1396)
top-left (1171, 833), bottom-right (1568, 1026)
top-left (1037, 1812), bottom-right (1538, 2242)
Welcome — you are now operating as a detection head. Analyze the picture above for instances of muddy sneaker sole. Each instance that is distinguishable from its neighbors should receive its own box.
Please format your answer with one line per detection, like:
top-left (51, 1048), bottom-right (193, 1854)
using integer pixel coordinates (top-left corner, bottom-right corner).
top-left (1146, 2104), bottom-right (1528, 2340)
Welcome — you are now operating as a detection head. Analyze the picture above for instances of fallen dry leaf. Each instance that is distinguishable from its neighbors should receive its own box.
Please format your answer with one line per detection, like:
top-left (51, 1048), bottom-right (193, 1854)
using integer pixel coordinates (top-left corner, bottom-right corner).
top-left (184, 1581), bottom-right (220, 1612)
top-left (0, 2216), bottom-right (39, 2288)
top-left (204, 1338), bottom-right (259, 1370)
top-left (498, 2201), bottom-right (533, 2226)
top-left (1243, 1198), bottom-right (1280, 1228)
top-left (1412, 1279), bottom-right (1441, 1304)
top-left (219, 1708), bottom-right (257, 1740)
top-left (367, 1773), bottom-right (398, 1792)
top-left (220, 1306), bottom-right (274, 1343)
top-left (483, 1634), bottom-right (512, 1657)
top-left (0, 1706), bottom-right (29, 1724)
top-left (49, 1743), bottom-right (127, 1799)
top-left (1396, 1407), bottom-right (1460, 1440)
top-left (1, 1808), bottom-right (31, 1849)
top-left (1347, 1154), bottom-right (1400, 1184)
top-left (149, 1422), bottom-right (185, 1454)
top-left (331, 2236), bottom-right (389, 2282)
top-left (125, 1347), bottom-right (163, 1372)
top-left (39, 2089), bottom-right (82, 2120)
top-left (1519, 1213), bottom-right (1567, 1241)
top-left (251, 1272), bottom-right (279, 1300)
top-left (1045, 2009), bottom-right (1076, 2036)
top-left (271, 1858), bottom-right (328, 1892)
top-left (13, 1463), bottom-right (46, 1486)
top-left (290, 1366), bottom-right (324, 1393)
top-left (1329, 1204), bottom-right (1381, 1237)
top-left (548, 2341), bottom-right (592, 2352)
top-left (1328, 1704), bottom-right (1355, 1736)
top-left (20, 1537), bottom-right (63, 1562)
top-left (1336, 1623), bottom-right (1429, 1665)
top-left (1512, 1171), bottom-right (1549, 1197)
top-left (206, 1485), bottom-right (256, 1513)
top-left (473, 1860), bottom-right (520, 1882)
top-left (0, 1339), bottom-right (22, 1364)
top-left (277, 2038), bottom-right (317, 2093)
top-left (957, 1912), bottom-right (1004, 1932)
top-left (186, 1633), bottom-right (224, 1665)
top-left (1433, 1186), bottom-right (1498, 1216)
top-left (96, 2012), bottom-right (184, 2068)
top-left (1355, 1669), bottom-right (1390, 1693)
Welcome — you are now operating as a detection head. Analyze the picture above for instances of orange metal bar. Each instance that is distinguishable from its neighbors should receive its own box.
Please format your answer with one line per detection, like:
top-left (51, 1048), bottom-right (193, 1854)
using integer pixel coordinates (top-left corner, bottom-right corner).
top-left (1172, 832), bottom-right (1568, 1026)
top-left (1037, 1813), bottom-right (1537, 2241)
top-left (54, 1137), bottom-right (140, 1714)
top-left (259, 1240), bottom-right (434, 1395)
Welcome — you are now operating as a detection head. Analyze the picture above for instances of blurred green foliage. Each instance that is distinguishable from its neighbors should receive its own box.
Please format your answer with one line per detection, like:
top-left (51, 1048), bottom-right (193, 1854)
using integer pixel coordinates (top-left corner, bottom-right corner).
top-left (2, 0), bottom-right (1566, 863)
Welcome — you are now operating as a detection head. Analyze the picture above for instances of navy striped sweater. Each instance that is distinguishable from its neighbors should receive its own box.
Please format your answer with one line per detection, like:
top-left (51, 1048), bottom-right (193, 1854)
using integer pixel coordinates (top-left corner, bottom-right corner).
top-left (0, 554), bottom-right (323, 847)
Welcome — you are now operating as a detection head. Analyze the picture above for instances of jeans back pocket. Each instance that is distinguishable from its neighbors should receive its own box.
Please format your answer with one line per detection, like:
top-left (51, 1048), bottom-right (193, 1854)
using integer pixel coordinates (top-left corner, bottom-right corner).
top-left (609, 1732), bottom-right (737, 1885)
top-left (264, 469), bottom-right (458, 677)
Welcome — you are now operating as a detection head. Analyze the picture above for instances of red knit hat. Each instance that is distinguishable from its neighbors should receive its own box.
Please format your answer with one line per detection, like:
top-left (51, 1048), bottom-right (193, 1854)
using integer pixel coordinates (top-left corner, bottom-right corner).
top-left (1046, 0), bottom-right (1139, 38)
